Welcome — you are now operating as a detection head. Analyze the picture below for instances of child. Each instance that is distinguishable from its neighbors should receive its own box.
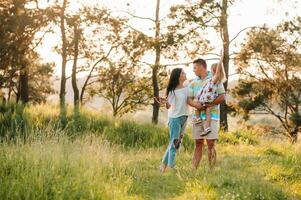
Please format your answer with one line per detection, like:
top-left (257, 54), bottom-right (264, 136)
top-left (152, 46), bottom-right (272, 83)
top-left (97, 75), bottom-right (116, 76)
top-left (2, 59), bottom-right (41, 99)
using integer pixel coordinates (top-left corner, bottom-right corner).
top-left (194, 56), bottom-right (226, 136)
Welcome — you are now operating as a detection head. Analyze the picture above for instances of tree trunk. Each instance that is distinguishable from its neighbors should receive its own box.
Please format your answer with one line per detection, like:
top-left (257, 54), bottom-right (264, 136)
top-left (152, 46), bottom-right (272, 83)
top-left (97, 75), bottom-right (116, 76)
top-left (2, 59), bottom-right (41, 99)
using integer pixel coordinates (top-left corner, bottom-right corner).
top-left (16, 75), bottom-right (21, 103)
top-left (220, 0), bottom-right (230, 131)
top-left (80, 46), bottom-right (116, 104)
top-left (19, 65), bottom-right (29, 104)
top-left (290, 132), bottom-right (298, 143)
top-left (72, 23), bottom-right (80, 115)
top-left (152, 0), bottom-right (161, 124)
top-left (59, 0), bottom-right (68, 126)
top-left (7, 87), bottom-right (11, 101)
top-left (289, 128), bottom-right (299, 143)
top-left (113, 109), bottom-right (117, 117)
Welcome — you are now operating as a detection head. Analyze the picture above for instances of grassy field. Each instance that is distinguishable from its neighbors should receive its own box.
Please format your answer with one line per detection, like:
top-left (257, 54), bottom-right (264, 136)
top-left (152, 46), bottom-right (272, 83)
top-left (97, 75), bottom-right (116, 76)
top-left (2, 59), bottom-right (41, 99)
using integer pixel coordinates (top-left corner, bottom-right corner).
top-left (0, 104), bottom-right (301, 200)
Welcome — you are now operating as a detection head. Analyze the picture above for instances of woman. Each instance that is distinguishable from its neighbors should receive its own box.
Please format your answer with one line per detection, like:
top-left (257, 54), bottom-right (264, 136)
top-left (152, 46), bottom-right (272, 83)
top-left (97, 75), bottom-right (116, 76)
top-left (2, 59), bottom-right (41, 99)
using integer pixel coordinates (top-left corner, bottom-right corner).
top-left (157, 68), bottom-right (200, 173)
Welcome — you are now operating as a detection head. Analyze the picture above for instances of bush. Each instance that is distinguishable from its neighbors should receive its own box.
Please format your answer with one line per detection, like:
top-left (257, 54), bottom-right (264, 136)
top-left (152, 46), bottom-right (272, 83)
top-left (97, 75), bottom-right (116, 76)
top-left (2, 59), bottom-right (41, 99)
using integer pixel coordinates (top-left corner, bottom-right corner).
top-left (65, 114), bottom-right (113, 137)
top-left (88, 116), bottom-right (112, 134)
top-left (0, 101), bottom-right (28, 141)
top-left (103, 120), bottom-right (169, 149)
top-left (219, 129), bottom-right (259, 145)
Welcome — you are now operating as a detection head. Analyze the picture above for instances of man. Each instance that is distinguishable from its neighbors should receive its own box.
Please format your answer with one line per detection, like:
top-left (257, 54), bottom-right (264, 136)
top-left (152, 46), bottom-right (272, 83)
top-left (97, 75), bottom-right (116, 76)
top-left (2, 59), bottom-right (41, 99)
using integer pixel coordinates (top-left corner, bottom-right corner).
top-left (188, 58), bottom-right (225, 169)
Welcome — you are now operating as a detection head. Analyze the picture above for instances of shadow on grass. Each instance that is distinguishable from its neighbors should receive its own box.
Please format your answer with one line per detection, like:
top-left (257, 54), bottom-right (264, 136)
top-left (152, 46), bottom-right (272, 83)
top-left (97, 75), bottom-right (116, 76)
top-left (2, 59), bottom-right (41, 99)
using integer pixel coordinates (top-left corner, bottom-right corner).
top-left (126, 151), bottom-right (299, 200)
top-left (213, 153), bottom-right (300, 200)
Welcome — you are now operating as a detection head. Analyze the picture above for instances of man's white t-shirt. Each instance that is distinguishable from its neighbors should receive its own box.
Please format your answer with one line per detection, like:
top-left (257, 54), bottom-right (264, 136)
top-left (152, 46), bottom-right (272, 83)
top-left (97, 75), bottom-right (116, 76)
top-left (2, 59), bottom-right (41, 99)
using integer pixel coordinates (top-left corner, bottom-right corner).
top-left (167, 87), bottom-right (189, 118)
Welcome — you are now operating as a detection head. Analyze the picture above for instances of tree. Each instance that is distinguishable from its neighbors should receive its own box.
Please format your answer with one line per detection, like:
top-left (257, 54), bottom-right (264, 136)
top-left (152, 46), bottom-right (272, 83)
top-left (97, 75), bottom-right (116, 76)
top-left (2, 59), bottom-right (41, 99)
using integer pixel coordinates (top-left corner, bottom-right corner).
top-left (58, 0), bottom-right (68, 125)
top-left (48, 0), bottom-right (86, 121)
top-left (220, 0), bottom-right (230, 130)
top-left (0, 0), bottom-right (51, 104)
top-left (75, 7), bottom-right (125, 105)
top-left (50, 4), bottom-right (129, 113)
top-left (152, 0), bottom-right (161, 124)
top-left (121, 0), bottom-right (163, 124)
top-left (168, 0), bottom-right (254, 130)
top-left (232, 20), bottom-right (301, 143)
top-left (28, 62), bottom-right (55, 103)
top-left (69, 16), bottom-right (80, 115)
top-left (88, 26), bottom-right (151, 117)
top-left (118, 0), bottom-right (210, 124)
top-left (90, 63), bottom-right (151, 117)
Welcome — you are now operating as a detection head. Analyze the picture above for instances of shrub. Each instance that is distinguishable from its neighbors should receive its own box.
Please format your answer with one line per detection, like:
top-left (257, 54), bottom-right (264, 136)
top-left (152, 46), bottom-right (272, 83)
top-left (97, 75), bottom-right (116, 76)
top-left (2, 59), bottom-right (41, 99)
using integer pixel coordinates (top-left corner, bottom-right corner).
top-left (103, 121), bottom-right (168, 148)
top-left (0, 101), bottom-right (28, 141)
top-left (219, 129), bottom-right (259, 145)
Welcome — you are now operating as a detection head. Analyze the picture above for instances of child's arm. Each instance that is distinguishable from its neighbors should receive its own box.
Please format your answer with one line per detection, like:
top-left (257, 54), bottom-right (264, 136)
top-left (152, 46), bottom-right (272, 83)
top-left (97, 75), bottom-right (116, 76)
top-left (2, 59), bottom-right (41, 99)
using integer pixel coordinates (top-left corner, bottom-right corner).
top-left (213, 62), bottom-right (225, 85)
top-left (212, 64), bottom-right (221, 84)
top-left (212, 50), bottom-right (224, 84)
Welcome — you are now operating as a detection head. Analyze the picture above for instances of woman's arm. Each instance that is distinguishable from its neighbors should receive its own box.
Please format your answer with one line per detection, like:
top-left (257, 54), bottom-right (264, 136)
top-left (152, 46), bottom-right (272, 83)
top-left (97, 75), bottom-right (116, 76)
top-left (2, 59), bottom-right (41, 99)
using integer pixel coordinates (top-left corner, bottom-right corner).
top-left (166, 100), bottom-right (171, 109)
top-left (155, 97), bottom-right (170, 109)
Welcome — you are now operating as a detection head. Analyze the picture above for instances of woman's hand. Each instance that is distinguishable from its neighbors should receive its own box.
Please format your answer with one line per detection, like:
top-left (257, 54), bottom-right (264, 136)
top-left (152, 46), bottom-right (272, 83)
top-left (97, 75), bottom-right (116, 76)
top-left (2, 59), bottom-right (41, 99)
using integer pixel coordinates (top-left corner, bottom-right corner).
top-left (188, 98), bottom-right (205, 109)
top-left (154, 97), bottom-right (168, 107)
top-left (194, 102), bottom-right (204, 110)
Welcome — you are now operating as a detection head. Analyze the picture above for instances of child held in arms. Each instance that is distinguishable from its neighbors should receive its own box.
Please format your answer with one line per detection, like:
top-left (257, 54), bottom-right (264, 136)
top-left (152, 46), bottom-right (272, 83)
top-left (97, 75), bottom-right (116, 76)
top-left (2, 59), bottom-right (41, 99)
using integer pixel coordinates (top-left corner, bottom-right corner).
top-left (194, 52), bottom-right (226, 135)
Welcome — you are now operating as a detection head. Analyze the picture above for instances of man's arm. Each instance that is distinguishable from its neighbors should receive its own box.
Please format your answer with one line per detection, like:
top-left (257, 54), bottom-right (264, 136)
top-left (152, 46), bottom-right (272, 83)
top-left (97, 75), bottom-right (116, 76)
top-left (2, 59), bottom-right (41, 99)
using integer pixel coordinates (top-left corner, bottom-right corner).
top-left (211, 94), bottom-right (225, 105)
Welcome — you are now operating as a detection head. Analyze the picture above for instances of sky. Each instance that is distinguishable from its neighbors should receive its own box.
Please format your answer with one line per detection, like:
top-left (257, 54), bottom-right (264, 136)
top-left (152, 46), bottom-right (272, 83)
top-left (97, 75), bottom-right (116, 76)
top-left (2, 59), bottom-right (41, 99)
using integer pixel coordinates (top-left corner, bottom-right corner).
top-left (37, 0), bottom-right (301, 80)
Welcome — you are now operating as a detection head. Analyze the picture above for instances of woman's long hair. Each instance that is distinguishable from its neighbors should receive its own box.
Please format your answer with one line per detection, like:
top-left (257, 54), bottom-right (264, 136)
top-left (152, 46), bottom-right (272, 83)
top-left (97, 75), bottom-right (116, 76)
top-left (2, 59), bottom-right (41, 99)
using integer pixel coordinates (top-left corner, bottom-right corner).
top-left (166, 68), bottom-right (182, 96)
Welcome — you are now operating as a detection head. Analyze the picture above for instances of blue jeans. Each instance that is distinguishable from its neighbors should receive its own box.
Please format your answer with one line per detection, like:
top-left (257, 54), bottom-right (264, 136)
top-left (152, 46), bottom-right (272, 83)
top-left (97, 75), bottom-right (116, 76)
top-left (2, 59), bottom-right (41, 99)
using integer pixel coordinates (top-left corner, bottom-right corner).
top-left (162, 115), bottom-right (188, 168)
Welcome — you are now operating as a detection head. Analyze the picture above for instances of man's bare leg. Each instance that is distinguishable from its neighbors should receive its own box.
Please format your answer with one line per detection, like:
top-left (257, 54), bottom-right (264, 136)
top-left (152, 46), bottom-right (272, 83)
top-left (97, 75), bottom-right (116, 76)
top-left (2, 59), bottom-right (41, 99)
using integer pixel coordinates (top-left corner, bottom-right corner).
top-left (207, 139), bottom-right (217, 169)
top-left (193, 139), bottom-right (204, 169)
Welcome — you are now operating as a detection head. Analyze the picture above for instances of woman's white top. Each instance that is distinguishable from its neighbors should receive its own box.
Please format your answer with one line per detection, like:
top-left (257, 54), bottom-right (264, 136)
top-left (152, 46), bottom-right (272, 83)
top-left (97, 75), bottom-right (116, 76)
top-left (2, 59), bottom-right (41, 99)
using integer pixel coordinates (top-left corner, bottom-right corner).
top-left (167, 87), bottom-right (189, 118)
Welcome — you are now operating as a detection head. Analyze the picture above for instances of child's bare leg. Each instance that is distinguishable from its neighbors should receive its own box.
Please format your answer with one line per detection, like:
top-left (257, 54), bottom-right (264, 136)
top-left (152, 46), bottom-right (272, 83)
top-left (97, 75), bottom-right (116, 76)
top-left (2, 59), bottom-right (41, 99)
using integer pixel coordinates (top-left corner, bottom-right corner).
top-left (203, 107), bottom-right (212, 135)
top-left (194, 109), bottom-right (202, 124)
top-left (205, 107), bottom-right (211, 128)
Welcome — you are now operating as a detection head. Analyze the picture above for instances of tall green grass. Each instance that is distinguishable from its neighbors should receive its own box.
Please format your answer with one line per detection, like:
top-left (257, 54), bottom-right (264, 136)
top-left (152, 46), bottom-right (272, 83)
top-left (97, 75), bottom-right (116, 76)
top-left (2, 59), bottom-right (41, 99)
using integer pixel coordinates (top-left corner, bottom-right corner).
top-left (0, 135), bottom-right (300, 200)
top-left (1, 103), bottom-right (300, 199)
top-left (0, 103), bottom-right (172, 149)
top-left (1, 103), bottom-right (259, 149)
top-left (0, 102), bottom-right (28, 141)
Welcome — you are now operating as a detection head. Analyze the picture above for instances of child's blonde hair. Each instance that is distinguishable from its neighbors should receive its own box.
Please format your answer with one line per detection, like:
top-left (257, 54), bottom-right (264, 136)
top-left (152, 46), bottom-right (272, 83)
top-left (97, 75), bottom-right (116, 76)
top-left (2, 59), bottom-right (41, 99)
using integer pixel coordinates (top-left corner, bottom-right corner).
top-left (211, 62), bottom-right (227, 83)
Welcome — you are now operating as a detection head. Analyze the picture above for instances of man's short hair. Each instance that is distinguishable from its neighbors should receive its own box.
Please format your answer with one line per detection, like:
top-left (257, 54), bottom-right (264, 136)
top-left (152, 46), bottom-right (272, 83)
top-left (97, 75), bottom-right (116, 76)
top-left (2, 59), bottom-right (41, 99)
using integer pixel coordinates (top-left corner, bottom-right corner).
top-left (193, 58), bottom-right (207, 69)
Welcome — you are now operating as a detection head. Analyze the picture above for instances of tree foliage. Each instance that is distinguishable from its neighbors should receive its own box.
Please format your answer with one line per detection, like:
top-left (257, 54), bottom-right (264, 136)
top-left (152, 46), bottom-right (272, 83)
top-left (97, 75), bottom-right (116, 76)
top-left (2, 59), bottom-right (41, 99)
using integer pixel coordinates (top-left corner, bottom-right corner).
top-left (0, 0), bottom-right (53, 103)
top-left (232, 18), bottom-right (301, 142)
top-left (88, 27), bottom-right (151, 117)
top-left (168, 0), bottom-right (234, 130)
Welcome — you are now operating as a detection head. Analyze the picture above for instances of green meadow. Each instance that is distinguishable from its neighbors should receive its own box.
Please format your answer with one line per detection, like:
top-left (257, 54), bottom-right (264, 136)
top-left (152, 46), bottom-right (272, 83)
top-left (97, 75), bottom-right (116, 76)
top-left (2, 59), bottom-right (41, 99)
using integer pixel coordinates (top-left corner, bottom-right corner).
top-left (0, 104), bottom-right (301, 200)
